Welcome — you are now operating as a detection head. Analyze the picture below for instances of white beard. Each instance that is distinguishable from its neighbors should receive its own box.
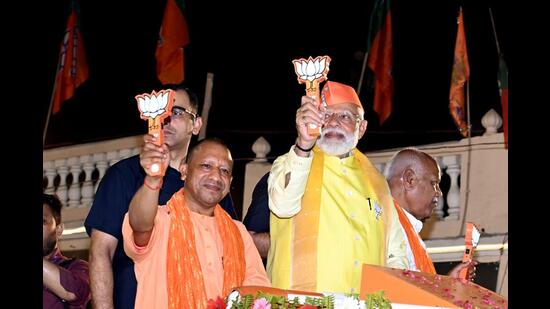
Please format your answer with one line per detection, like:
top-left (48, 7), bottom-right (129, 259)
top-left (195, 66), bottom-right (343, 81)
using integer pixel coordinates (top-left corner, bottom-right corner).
top-left (317, 127), bottom-right (359, 156)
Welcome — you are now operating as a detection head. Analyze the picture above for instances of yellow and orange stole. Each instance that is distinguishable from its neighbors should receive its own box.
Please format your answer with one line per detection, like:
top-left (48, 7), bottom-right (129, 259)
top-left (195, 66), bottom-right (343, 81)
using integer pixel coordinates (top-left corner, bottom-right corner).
top-left (166, 189), bottom-right (246, 309)
top-left (281, 147), bottom-right (395, 291)
top-left (393, 200), bottom-right (436, 274)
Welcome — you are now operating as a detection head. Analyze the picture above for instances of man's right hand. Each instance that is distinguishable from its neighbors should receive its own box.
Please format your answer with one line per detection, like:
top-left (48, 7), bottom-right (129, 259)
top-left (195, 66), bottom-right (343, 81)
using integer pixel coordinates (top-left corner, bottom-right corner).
top-left (140, 134), bottom-right (170, 177)
top-left (294, 96), bottom-right (324, 155)
top-left (448, 260), bottom-right (478, 280)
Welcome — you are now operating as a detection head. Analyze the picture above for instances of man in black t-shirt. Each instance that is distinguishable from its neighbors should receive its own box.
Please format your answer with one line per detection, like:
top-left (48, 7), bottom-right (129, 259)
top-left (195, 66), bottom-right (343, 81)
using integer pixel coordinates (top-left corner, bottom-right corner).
top-left (244, 172), bottom-right (270, 263)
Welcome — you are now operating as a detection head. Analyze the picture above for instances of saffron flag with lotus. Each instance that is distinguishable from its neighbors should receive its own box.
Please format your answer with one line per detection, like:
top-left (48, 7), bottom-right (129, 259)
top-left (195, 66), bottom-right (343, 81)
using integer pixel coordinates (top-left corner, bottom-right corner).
top-left (366, 0), bottom-right (393, 125)
top-left (449, 8), bottom-right (470, 137)
top-left (51, 1), bottom-right (89, 114)
top-left (156, 0), bottom-right (190, 85)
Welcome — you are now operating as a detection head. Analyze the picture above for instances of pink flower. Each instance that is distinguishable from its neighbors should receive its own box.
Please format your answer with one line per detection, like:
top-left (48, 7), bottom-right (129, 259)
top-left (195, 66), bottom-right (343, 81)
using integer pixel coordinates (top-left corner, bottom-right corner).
top-left (252, 298), bottom-right (271, 309)
top-left (482, 297), bottom-right (496, 305)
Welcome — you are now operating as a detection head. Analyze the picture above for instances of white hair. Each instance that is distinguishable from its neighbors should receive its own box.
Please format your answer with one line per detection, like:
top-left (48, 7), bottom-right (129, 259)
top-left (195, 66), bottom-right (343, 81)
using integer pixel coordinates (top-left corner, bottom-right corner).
top-left (317, 126), bottom-right (360, 156)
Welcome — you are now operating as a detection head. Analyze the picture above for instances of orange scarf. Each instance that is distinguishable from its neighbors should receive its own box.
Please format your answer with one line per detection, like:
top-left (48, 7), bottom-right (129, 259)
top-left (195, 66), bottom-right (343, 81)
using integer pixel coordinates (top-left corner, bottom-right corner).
top-left (166, 189), bottom-right (246, 309)
top-left (393, 200), bottom-right (436, 274)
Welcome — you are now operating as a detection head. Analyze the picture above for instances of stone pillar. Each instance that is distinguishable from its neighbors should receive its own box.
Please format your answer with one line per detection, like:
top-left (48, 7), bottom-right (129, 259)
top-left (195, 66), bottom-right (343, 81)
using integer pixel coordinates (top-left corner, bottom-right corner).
top-left (242, 137), bottom-right (272, 220)
top-left (67, 157), bottom-right (82, 208)
top-left (442, 155), bottom-right (461, 221)
top-left (43, 161), bottom-right (56, 195)
top-left (434, 156), bottom-right (446, 220)
top-left (55, 159), bottom-right (69, 206)
top-left (80, 154), bottom-right (95, 207)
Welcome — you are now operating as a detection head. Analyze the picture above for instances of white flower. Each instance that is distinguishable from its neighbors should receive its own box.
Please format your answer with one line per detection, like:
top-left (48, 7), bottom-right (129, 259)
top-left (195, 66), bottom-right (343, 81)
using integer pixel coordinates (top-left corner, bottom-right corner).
top-left (339, 296), bottom-right (366, 309)
top-left (136, 90), bottom-right (171, 119)
top-left (226, 290), bottom-right (241, 309)
top-left (292, 55), bottom-right (331, 82)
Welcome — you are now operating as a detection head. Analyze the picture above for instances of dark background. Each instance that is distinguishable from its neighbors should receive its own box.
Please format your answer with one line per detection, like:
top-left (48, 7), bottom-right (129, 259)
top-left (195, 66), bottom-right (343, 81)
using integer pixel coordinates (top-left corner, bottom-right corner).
top-left (41, 0), bottom-right (510, 215)
top-left (43, 0), bottom-right (510, 151)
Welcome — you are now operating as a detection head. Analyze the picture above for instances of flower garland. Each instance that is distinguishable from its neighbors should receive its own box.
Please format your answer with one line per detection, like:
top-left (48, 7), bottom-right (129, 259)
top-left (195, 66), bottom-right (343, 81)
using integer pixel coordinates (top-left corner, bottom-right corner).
top-left (208, 291), bottom-right (392, 309)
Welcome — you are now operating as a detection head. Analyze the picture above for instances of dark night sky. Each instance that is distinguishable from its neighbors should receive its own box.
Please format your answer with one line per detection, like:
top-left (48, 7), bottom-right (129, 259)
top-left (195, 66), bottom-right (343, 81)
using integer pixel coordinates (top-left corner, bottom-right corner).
top-left (43, 0), bottom-right (510, 155)
top-left (41, 0), bottom-right (510, 210)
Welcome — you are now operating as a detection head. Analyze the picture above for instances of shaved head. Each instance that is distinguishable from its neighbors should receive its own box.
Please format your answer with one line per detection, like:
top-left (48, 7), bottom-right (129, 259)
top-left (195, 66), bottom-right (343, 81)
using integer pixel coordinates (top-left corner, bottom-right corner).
top-left (186, 138), bottom-right (233, 168)
top-left (385, 148), bottom-right (438, 187)
top-left (385, 148), bottom-right (442, 221)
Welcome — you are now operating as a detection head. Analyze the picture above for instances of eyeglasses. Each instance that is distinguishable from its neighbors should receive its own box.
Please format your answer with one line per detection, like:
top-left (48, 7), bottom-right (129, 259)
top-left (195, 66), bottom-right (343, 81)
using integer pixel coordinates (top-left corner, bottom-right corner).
top-left (171, 106), bottom-right (197, 122)
top-left (324, 111), bottom-right (361, 125)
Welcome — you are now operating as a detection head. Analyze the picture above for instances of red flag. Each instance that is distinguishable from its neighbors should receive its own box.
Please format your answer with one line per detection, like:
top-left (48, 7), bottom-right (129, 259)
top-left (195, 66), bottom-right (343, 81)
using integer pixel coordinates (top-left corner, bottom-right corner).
top-left (449, 8), bottom-right (470, 137)
top-left (498, 56), bottom-right (508, 148)
top-left (51, 1), bottom-right (89, 114)
top-left (367, 0), bottom-right (393, 125)
top-left (156, 0), bottom-right (190, 85)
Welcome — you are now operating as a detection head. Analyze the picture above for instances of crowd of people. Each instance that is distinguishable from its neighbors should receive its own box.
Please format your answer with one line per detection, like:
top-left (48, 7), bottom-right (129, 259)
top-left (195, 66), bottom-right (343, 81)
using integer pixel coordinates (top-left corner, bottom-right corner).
top-left (44, 81), bottom-right (476, 308)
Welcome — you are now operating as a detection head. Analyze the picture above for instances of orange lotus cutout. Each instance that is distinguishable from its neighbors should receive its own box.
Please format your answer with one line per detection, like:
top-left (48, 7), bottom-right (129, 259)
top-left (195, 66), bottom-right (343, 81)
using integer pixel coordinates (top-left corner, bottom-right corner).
top-left (135, 89), bottom-right (174, 176)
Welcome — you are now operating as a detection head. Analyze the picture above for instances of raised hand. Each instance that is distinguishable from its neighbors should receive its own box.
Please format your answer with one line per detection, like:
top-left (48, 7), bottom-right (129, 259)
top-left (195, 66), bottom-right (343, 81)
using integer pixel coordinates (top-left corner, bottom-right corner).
top-left (295, 96), bottom-right (325, 153)
top-left (139, 134), bottom-right (170, 178)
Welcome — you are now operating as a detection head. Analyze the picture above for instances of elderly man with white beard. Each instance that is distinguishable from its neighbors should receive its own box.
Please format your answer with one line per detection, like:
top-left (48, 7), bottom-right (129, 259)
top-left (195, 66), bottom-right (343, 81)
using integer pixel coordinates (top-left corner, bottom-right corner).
top-left (267, 80), bottom-right (408, 294)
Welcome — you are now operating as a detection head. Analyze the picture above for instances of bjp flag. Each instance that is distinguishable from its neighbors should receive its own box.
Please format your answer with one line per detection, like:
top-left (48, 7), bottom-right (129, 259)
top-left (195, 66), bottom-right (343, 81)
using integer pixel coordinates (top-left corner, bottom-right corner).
top-left (51, 1), bottom-right (89, 114)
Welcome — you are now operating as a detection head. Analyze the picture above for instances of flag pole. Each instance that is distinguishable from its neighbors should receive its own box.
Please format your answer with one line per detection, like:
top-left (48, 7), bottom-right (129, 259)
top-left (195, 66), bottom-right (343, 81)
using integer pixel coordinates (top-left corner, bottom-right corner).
top-left (43, 68), bottom-right (59, 147)
top-left (459, 6), bottom-right (472, 234)
top-left (488, 8), bottom-right (501, 56)
top-left (459, 80), bottom-right (472, 235)
top-left (466, 81), bottom-right (471, 138)
top-left (356, 51), bottom-right (369, 96)
top-left (198, 72), bottom-right (214, 140)
top-left (43, 99), bottom-right (54, 147)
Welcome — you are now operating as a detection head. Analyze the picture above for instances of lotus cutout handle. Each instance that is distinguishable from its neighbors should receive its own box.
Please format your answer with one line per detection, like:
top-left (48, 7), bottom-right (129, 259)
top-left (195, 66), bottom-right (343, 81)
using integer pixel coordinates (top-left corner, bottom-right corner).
top-left (292, 55), bottom-right (331, 136)
top-left (135, 89), bottom-right (175, 176)
top-left (459, 222), bottom-right (481, 280)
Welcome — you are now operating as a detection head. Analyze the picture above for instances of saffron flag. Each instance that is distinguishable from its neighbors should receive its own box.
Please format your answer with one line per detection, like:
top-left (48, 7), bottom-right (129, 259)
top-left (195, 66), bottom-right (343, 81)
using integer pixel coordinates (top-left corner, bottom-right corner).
top-left (366, 0), bottom-right (393, 125)
top-left (449, 8), bottom-right (470, 137)
top-left (498, 56), bottom-right (508, 148)
top-left (51, 1), bottom-right (89, 114)
top-left (155, 0), bottom-right (190, 85)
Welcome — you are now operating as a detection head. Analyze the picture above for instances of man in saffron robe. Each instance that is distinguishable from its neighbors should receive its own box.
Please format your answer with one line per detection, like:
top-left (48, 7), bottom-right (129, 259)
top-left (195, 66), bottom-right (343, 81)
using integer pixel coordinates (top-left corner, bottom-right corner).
top-left (384, 148), bottom-right (476, 278)
top-left (267, 80), bottom-right (408, 294)
top-left (123, 138), bottom-right (270, 309)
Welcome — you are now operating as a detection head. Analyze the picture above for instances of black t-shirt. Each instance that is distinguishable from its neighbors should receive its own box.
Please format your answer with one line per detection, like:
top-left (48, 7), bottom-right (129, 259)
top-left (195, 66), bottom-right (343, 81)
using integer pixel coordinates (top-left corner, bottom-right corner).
top-left (243, 172), bottom-right (270, 233)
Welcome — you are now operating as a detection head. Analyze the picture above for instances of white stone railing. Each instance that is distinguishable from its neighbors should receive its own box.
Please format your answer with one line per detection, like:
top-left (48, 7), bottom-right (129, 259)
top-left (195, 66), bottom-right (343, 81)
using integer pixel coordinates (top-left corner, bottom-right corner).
top-left (43, 135), bottom-right (144, 250)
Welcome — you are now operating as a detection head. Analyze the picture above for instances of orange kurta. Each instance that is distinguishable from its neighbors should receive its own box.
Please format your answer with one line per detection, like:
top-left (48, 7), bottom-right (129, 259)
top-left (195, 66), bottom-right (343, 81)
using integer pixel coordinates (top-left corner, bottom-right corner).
top-left (123, 207), bottom-right (270, 309)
